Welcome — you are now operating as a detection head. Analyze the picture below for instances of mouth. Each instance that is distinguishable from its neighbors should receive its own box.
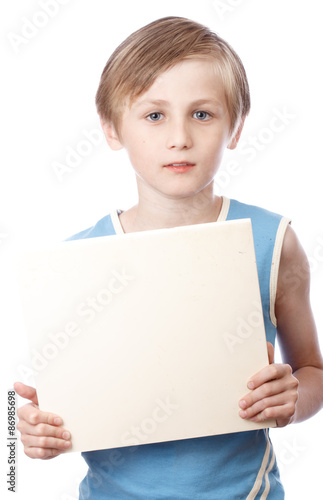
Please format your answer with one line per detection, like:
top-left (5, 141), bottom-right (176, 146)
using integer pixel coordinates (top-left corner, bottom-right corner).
top-left (164, 162), bottom-right (195, 173)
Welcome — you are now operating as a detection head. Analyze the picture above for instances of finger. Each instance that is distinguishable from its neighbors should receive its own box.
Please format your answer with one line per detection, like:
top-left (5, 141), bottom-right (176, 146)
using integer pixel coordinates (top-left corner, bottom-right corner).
top-left (24, 444), bottom-right (69, 460)
top-left (14, 382), bottom-right (39, 406)
top-left (21, 433), bottom-right (71, 453)
top-left (240, 383), bottom-right (298, 421)
top-left (17, 403), bottom-right (63, 427)
top-left (267, 342), bottom-right (274, 364)
top-left (247, 363), bottom-right (292, 391)
top-left (17, 419), bottom-right (71, 441)
top-left (240, 375), bottom-right (298, 410)
top-left (239, 392), bottom-right (291, 419)
top-left (249, 401), bottom-right (296, 425)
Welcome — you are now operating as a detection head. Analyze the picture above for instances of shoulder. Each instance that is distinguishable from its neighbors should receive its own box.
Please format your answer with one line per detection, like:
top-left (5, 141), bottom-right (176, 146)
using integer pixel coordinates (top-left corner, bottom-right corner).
top-left (227, 198), bottom-right (285, 225)
top-left (65, 212), bottom-right (117, 241)
top-left (227, 199), bottom-right (290, 249)
top-left (280, 224), bottom-right (307, 263)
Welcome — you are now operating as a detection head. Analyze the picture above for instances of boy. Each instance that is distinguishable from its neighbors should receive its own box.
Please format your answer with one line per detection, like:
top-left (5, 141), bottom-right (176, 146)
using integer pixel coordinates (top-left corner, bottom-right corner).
top-left (15, 16), bottom-right (323, 499)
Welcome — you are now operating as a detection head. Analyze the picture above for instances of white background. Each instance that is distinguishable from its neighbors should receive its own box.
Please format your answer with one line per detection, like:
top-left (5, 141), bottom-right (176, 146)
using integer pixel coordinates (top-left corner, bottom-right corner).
top-left (1, 0), bottom-right (322, 498)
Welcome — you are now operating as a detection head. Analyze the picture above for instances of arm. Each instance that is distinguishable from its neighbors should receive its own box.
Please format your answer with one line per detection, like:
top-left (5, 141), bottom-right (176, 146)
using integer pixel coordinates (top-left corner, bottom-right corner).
top-left (14, 382), bottom-right (71, 459)
top-left (239, 225), bottom-right (323, 426)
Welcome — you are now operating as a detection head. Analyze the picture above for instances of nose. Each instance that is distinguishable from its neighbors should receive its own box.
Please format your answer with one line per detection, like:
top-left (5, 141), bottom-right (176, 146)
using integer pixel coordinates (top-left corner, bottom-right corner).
top-left (166, 118), bottom-right (193, 150)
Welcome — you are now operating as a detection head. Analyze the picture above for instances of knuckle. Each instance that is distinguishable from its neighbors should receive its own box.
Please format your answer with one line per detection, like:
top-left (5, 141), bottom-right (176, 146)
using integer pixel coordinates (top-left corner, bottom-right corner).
top-left (270, 365), bottom-right (279, 379)
top-left (38, 436), bottom-right (48, 448)
top-left (252, 401), bottom-right (264, 416)
top-left (36, 423), bottom-right (47, 436)
top-left (263, 408), bottom-right (272, 419)
top-left (292, 376), bottom-right (299, 389)
top-left (260, 399), bottom-right (270, 412)
top-left (29, 412), bottom-right (39, 425)
top-left (36, 447), bottom-right (48, 459)
top-left (55, 438), bottom-right (64, 450)
top-left (286, 386), bottom-right (299, 404)
top-left (291, 389), bottom-right (299, 403)
top-left (262, 384), bottom-right (272, 398)
top-left (286, 364), bottom-right (293, 376)
top-left (286, 403), bottom-right (296, 416)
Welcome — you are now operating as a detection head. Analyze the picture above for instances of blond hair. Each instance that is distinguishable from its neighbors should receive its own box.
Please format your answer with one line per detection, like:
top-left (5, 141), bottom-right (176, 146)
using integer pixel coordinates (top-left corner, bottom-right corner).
top-left (96, 16), bottom-right (250, 136)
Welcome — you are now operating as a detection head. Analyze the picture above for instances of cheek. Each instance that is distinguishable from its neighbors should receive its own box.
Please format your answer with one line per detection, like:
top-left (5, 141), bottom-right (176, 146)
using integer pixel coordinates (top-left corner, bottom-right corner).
top-left (202, 144), bottom-right (228, 174)
top-left (125, 128), bottom-right (151, 148)
top-left (208, 132), bottom-right (230, 155)
top-left (124, 142), bottom-right (154, 174)
top-left (204, 139), bottom-right (226, 159)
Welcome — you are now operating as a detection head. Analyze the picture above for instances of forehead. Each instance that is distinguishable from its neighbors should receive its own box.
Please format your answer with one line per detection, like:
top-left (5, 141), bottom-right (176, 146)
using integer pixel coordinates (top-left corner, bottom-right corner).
top-left (131, 57), bottom-right (227, 109)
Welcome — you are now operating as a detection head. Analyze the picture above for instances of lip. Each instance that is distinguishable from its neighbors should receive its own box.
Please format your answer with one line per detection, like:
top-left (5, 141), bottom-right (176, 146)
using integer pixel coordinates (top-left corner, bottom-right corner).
top-left (164, 162), bottom-right (195, 173)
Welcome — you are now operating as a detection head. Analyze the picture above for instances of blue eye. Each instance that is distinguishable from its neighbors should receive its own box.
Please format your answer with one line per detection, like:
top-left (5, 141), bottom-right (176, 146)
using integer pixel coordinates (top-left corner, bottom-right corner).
top-left (193, 111), bottom-right (211, 120)
top-left (147, 112), bottom-right (163, 122)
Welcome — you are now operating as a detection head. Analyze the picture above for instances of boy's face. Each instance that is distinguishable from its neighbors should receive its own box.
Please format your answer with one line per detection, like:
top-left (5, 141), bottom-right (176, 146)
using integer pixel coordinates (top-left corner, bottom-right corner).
top-left (102, 58), bottom-right (243, 200)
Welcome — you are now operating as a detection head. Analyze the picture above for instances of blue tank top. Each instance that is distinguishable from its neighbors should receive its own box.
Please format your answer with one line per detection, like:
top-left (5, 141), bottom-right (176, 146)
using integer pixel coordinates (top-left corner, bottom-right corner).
top-left (67, 197), bottom-right (290, 499)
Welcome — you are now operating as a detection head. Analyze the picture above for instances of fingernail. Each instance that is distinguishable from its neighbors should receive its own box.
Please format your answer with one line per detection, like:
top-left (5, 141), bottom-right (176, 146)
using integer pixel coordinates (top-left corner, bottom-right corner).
top-left (54, 417), bottom-right (62, 425)
top-left (62, 431), bottom-right (70, 440)
top-left (248, 381), bottom-right (255, 390)
top-left (240, 410), bottom-right (247, 419)
top-left (239, 400), bottom-right (247, 409)
top-left (64, 441), bottom-right (71, 448)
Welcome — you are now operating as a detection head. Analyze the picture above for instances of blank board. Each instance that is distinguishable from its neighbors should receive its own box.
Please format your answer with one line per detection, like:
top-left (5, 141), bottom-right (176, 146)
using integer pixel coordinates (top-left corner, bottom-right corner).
top-left (15, 218), bottom-right (275, 452)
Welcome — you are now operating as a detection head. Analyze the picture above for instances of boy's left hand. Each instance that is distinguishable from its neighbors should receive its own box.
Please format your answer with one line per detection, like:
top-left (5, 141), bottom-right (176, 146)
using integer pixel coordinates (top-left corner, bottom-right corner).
top-left (239, 342), bottom-right (299, 428)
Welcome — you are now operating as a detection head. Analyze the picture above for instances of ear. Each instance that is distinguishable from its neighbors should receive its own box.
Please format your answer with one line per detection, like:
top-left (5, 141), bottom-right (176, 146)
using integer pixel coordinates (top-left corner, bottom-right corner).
top-left (99, 116), bottom-right (123, 151)
top-left (227, 117), bottom-right (246, 150)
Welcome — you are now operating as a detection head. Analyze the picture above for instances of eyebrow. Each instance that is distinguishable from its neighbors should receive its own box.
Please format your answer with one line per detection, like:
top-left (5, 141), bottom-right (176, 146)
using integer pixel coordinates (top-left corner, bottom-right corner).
top-left (133, 99), bottom-right (170, 109)
top-left (133, 98), bottom-right (223, 109)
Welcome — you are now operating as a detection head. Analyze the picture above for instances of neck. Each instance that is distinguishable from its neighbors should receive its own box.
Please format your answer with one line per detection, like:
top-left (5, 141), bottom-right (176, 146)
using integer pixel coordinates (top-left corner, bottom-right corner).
top-left (119, 182), bottom-right (223, 233)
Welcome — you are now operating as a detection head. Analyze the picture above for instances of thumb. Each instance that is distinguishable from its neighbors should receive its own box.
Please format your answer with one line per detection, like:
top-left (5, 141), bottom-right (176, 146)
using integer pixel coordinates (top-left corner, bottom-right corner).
top-left (14, 382), bottom-right (39, 406)
top-left (267, 342), bottom-right (275, 365)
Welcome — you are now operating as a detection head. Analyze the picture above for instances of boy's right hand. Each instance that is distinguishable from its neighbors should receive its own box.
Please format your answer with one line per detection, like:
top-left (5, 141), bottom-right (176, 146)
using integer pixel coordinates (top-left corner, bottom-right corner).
top-left (14, 382), bottom-right (71, 459)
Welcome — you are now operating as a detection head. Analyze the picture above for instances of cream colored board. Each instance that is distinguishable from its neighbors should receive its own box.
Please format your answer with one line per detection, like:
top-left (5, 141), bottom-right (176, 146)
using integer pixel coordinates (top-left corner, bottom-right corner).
top-left (15, 218), bottom-right (275, 453)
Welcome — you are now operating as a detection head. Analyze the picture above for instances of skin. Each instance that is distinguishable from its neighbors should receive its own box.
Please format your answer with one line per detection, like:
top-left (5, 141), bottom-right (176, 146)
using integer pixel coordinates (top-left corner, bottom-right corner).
top-left (14, 57), bottom-right (323, 458)
top-left (240, 226), bottom-right (323, 426)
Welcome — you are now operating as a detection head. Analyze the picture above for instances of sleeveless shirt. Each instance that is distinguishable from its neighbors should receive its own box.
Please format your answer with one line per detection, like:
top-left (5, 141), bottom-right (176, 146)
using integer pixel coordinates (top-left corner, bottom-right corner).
top-left (66, 197), bottom-right (290, 499)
